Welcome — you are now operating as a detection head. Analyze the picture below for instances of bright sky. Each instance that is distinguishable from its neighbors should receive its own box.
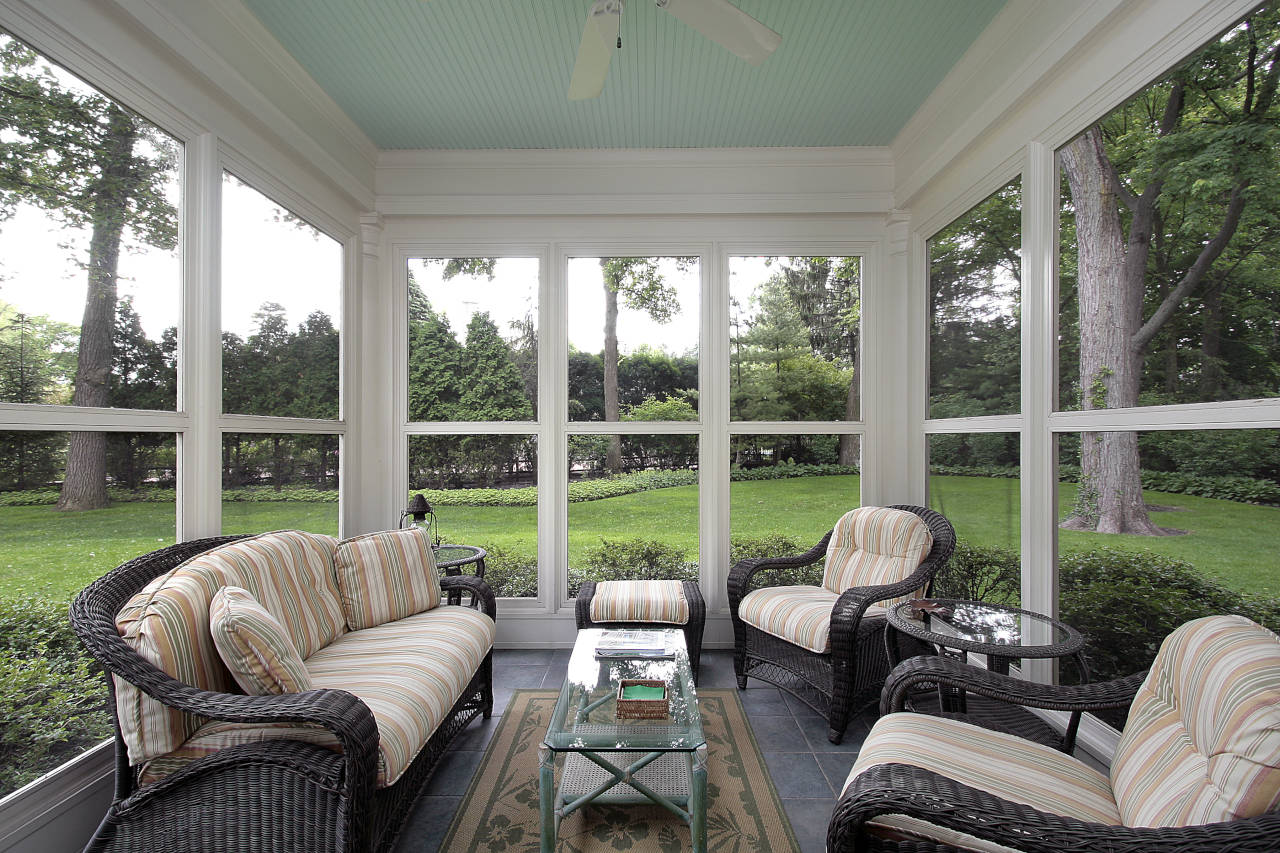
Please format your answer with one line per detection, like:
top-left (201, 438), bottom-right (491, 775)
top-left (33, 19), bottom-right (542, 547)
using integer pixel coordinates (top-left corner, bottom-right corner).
top-left (412, 256), bottom-right (729, 357)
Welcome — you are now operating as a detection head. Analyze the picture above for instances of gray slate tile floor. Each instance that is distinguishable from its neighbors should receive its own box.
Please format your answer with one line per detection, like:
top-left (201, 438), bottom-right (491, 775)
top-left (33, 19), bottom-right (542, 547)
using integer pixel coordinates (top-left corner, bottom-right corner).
top-left (394, 648), bottom-right (878, 853)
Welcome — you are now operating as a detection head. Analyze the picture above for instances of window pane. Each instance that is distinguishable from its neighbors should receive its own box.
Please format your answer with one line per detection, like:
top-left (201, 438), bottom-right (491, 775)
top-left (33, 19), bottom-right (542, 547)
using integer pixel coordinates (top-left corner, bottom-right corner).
top-left (1057, 9), bottom-right (1280, 411)
top-left (928, 433), bottom-right (1020, 605)
top-left (567, 257), bottom-right (699, 424)
top-left (221, 174), bottom-right (341, 418)
top-left (729, 257), bottom-right (861, 422)
top-left (0, 33), bottom-right (180, 411)
top-left (407, 258), bottom-right (537, 422)
top-left (729, 434), bottom-right (859, 586)
top-left (407, 434), bottom-right (537, 598)
top-left (1057, 429), bottom-right (1280, 685)
top-left (221, 433), bottom-right (339, 535)
top-left (0, 430), bottom-right (177, 796)
top-left (928, 179), bottom-right (1021, 418)
top-left (568, 434), bottom-right (698, 595)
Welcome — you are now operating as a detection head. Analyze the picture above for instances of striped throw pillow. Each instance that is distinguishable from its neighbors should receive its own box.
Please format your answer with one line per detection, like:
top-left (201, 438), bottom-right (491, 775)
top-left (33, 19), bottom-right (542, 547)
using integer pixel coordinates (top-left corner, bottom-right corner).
top-left (209, 586), bottom-right (314, 695)
top-left (334, 527), bottom-right (442, 631)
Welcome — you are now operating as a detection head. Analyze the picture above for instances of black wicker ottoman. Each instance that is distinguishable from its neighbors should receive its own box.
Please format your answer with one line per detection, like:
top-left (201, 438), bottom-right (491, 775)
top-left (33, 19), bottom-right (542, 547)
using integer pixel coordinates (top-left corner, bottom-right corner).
top-left (575, 580), bottom-right (705, 680)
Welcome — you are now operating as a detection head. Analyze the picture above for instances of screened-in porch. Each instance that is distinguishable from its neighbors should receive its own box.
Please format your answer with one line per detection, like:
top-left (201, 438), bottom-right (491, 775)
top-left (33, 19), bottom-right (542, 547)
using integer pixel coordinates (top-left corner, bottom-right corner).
top-left (1, 1), bottom-right (1277, 851)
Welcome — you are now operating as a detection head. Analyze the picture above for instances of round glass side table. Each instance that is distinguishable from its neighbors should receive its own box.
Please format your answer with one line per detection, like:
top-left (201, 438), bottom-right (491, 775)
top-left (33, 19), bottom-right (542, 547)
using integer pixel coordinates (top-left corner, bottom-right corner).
top-left (886, 598), bottom-right (1091, 750)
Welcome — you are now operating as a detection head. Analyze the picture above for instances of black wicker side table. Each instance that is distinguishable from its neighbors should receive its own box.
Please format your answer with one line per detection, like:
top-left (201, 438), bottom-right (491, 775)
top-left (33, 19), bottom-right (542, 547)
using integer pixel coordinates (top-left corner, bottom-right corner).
top-left (885, 598), bottom-right (1091, 750)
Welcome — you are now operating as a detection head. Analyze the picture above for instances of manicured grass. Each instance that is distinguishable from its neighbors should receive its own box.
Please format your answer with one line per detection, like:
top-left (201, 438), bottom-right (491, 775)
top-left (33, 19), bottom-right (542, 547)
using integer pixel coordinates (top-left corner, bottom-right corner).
top-left (929, 475), bottom-right (1280, 597)
top-left (2, 474), bottom-right (1275, 599)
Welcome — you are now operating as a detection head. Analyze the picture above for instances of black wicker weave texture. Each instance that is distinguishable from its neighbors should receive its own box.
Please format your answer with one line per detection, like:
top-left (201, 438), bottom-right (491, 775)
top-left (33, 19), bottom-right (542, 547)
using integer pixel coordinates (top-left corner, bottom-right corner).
top-left (70, 537), bottom-right (496, 853)
top-left (828, 658), bottom-right (1280, 852)
top-left (727, 505), bottom-right (957, 744)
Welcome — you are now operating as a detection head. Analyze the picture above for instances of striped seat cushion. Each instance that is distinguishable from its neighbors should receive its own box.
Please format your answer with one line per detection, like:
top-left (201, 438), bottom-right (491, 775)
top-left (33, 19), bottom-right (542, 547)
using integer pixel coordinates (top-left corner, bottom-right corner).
top-left (737, 585), bottom-right (879, 654)
top-left (138, 604), bottom-right (495, 789)
top-left (115, 531), bottom-right (345, 764)
top-left (844, 713), bottom-right (1122, 852)
top-left (209, 586), bottom-right (314, 695)
top-left (334, 527), bottom-right (442, 631)
top-left (589, 580), bottom-right (690, 625)
top-left (1111, 614), bottom-right (1280, 828)
top-left (822, 507), bottom-right (933, 609)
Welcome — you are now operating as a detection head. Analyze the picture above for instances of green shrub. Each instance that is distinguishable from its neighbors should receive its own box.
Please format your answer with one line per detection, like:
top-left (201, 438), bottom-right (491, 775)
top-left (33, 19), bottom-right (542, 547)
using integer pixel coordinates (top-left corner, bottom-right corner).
top-left (728, 534), bottom-right (823, 586)
top-left (925, 541), bottom-right (1280, 687)
top-left (932, 541), bottom-right (1020, 606)
top-left (569, 538), bottom-right (698, 595)
top-left (1059, 548), bottom-right (1280, 682)
top-left (0, 595), bottom-right (111, 795)
top-left (480, 546), bottom-right (538, 598)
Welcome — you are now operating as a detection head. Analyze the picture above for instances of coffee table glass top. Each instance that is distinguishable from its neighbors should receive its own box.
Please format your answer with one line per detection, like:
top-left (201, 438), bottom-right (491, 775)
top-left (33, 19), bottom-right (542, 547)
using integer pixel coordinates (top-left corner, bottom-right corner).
top-left (544, 628), bottom-right (703, 752)
top-left (890, 598), bottom-right (1076, 649)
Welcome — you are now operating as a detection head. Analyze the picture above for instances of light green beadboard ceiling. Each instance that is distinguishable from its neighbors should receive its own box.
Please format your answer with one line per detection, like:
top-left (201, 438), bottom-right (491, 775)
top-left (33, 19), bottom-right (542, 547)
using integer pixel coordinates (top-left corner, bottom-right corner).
top-left (241, 0), bottom-right (1006, 150)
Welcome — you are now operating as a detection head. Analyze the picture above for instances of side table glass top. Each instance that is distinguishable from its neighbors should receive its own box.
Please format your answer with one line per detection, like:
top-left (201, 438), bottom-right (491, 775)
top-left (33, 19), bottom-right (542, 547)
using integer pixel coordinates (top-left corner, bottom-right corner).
top-left (889, 598), bottom-right (1079, 651)
top-left (432, 543), bottom-right (486, 571)
top-left (544, 628), bottom-right (703, 752)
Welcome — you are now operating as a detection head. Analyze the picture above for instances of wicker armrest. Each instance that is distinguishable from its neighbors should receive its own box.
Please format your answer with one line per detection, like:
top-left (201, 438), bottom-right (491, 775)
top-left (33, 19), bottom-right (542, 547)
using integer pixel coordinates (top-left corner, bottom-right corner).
top-left (726, 531), bottom-right (832, 608)
top-left (440, 574), bottom-right (497, 618)
top-left (881, 654), bottom-right (1148, 717)
top-left (829, 762), bottom-right (1280, 853)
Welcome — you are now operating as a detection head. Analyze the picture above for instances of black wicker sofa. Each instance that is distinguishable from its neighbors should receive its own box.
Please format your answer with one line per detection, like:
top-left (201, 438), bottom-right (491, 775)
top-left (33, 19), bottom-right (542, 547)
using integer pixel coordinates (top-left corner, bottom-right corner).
top-left (70, 532), bottom-right (495, 853)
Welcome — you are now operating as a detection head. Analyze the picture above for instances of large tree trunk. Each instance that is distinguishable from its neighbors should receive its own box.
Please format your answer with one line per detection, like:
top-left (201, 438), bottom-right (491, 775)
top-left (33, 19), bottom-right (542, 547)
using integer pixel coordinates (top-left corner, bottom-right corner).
top-left (602, 265), bottom-right (623, 472)
top-left (58, 106), bottom-right (137, 512)
top-left (1058, 127), bottom-right (1163, 535)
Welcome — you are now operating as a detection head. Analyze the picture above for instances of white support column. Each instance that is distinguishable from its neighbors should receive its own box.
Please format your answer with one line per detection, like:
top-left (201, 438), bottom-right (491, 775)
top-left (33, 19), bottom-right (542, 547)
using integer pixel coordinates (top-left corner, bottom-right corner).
top-left (178, 133), bottom-right (222, 540)
top-left (701, 244), bottom-right (730, 615)
top-left (867, 211), bottom-right (920, 506)
top-left (351, 212), bottom-right (393, 536)
top-left (542, 243), bottom-right (568, 613)
top-left (1020, 141), bottom-right (1059, 683)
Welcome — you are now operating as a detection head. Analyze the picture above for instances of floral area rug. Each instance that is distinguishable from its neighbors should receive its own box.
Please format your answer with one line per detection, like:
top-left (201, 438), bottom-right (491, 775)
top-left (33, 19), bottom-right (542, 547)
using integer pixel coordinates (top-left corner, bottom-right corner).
top-left (440, 688), bottom-right (799, 852)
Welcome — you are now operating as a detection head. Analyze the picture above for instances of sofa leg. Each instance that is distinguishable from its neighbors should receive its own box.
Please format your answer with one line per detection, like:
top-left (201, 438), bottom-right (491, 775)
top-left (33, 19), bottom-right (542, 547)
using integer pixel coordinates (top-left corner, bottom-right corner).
top-left (736, 674), bottom-right (748, 690)
top-left (827, 727), bottom-right (844, 745)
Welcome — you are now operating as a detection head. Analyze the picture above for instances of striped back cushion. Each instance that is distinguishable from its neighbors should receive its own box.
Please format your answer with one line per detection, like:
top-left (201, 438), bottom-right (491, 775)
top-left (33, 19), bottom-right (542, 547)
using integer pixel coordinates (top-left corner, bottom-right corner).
top-left (1111, 615), bottom-right (1280, 828)
top-left (115, 531), bottom-right (344, 764)
top-left (589, 580), bottom-right (690, 625)
top-left (209, 586), bottom-right (314, 696)
top-left (821, 507), bottom-right (933, 604)
top-left (334, 527), bottom-right (441, 631)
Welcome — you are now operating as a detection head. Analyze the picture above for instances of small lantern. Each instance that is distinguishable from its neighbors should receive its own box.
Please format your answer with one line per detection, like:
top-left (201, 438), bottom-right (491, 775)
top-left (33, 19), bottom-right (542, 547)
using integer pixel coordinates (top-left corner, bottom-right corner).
top-left (400, 493), bottom-right (440, 545)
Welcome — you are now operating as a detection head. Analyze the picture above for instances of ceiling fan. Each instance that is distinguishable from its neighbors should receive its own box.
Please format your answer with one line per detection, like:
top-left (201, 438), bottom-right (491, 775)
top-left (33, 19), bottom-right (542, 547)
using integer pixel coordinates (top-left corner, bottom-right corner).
top-left (568, 0), bottom-right (782, 100)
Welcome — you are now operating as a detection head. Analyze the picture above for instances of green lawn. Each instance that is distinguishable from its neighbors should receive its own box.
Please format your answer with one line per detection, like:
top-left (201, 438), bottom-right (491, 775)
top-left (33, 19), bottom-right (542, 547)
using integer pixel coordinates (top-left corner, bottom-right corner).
top-left (2, 474), bottom-right (1276, 600)
top-left (929, 475), bottom-right (1280, 597)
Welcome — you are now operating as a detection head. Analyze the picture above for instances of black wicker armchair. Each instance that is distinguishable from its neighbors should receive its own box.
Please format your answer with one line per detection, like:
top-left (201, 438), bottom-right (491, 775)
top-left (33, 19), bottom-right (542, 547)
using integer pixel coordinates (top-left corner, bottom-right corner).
top-left (829, 615), bottom-right (1280, 852)
top-left (70, 536), bottom-right (496, 853)
top-left (575, 580), bottom-right (706, 679)
top-left (728, 505), bottom-right (955, 743)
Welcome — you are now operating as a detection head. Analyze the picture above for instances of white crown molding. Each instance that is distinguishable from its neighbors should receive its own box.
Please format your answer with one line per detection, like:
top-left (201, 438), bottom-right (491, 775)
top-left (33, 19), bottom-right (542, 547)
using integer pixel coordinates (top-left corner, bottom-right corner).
top-left (375, 146), bottom-right (894, 216)
top-left (377, 146), bottom-right (894, 171)
top-left (375, 191), bottom-right (895, 217)
top-left (111, 0), bottom-right (377, 209)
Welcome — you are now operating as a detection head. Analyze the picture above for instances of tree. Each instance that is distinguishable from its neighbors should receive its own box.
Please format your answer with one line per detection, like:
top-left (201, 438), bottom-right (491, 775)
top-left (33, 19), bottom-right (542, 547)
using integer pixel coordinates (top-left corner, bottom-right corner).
top-left (1059, 7), bottom-right (1280, 534)
top-left (0, 36), bottom-right (177, 510)
top-left (0, 304), bottom-right (73, 488)
top-left (106, 298), bottom-right (175, 488)
top-left (776, 258), bottom-right (863, 464)
top-left (599, 258), bottom-right (690, 472)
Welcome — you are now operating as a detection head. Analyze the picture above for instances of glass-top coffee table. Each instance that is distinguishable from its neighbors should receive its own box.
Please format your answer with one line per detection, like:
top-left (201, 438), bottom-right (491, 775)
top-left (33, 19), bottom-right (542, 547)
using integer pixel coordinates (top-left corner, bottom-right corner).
top-left (540, 628), bottom-right (706, 852)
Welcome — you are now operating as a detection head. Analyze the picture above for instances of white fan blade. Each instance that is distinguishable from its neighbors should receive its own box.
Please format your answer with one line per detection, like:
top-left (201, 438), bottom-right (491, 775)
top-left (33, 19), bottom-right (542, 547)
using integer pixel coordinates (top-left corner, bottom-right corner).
top-left (569, 0), bottom-right (623, 101)
top-left (657, 0), bottom-right (780, 66)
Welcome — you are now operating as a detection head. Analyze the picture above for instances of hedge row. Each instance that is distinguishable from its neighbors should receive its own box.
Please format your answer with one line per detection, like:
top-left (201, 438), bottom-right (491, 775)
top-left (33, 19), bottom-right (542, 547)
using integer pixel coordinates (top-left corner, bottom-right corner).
top-left (932, 540), bottom-right (1280, 688)
top-left (932, 464), bottom-right (1280, 506)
